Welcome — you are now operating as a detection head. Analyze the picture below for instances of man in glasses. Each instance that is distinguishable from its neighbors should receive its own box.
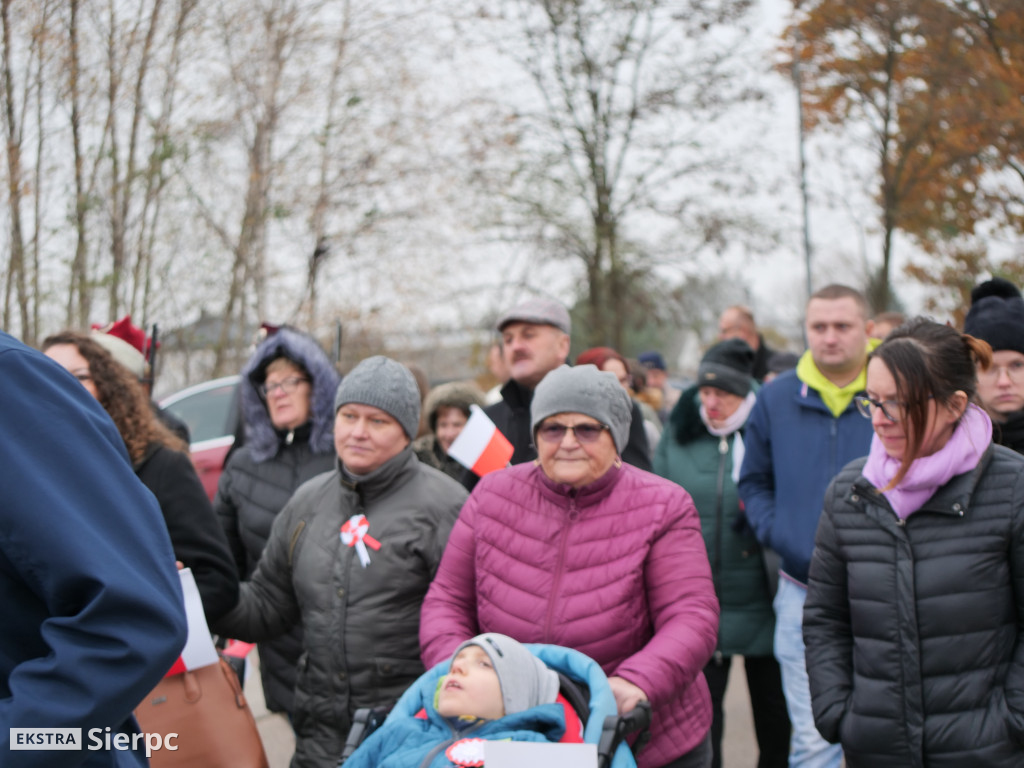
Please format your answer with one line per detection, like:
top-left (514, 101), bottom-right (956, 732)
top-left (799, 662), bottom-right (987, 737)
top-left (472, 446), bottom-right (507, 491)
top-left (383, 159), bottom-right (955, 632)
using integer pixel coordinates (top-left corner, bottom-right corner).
top-left (964, 277), bottom-right (1024, 455)
top-left (463, 297), bottom-right (650, 489)
top-left (738, 284), bottom-right (876, 768)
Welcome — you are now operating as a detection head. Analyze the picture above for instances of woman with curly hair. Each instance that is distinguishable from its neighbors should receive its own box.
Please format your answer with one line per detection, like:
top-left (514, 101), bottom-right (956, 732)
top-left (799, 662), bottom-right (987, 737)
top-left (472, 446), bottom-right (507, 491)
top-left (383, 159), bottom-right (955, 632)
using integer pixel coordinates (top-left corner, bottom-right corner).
top-left (42, 331), bottom-right (238, 622)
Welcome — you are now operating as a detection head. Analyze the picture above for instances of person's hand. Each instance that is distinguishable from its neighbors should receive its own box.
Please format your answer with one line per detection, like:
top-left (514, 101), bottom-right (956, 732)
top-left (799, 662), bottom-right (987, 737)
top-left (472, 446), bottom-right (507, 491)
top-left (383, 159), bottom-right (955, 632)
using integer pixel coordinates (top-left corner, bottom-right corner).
top-left (175, 561), bottom-right (185, 570)
top-left (608, 675), bottom-right (648, 715)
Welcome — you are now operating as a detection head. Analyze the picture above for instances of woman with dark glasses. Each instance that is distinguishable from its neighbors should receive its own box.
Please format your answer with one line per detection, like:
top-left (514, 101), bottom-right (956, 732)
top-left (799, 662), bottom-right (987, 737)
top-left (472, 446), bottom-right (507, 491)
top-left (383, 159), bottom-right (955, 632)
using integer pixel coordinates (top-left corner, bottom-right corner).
top-left (804, 317), bottom-right (1024, 767)
top-left (422, 363), bottom-right (720, 768)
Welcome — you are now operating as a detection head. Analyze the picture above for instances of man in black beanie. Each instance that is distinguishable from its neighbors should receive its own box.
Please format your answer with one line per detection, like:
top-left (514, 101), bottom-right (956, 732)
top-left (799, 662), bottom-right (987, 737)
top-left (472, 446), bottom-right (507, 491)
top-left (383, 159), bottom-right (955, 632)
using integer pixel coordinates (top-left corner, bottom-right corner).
top-left (963, 277), bottom-right (1024, 454)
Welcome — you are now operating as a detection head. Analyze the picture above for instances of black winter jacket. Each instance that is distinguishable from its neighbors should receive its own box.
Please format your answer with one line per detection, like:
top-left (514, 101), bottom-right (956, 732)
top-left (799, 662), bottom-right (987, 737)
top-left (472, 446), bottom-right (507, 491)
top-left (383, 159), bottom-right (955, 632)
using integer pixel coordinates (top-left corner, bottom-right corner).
top-left (214, 328), bottom-right (340, 715)
top-left (135, 442), bottom-right (238, 622)
top-left (214, 447), bottom-right (466, 768)
top-left (804, 446), bottom-right (1024, 768)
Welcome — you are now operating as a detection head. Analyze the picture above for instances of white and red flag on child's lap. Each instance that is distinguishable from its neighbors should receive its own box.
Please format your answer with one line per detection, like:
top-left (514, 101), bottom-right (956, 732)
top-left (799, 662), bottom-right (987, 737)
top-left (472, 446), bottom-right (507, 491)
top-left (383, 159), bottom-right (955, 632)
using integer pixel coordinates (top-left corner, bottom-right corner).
top-left (447, 404), bottom-right (514, 477)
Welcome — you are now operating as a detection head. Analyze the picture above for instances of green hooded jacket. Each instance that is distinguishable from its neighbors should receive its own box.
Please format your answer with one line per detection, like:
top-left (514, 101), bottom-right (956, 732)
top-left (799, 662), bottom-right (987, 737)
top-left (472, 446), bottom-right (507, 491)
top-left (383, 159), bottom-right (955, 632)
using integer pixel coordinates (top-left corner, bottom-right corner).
top-left (653, 384), bottom-right (775, 657)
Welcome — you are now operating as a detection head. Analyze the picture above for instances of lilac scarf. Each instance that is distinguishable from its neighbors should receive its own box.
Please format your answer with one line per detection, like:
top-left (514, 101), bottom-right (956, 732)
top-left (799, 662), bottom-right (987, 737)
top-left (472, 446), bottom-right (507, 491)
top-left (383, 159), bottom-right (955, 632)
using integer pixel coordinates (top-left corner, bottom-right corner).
top-left (862, 403), bottom-right (993, 519)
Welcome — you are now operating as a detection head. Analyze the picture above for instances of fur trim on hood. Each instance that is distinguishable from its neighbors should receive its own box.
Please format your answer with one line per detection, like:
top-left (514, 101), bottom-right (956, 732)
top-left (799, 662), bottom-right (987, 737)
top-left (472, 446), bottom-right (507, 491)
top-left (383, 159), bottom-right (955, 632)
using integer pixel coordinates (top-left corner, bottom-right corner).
top-left (422, 380), bottom-right (486, 433)
top-left (240, 327), bottom-right (341, 463)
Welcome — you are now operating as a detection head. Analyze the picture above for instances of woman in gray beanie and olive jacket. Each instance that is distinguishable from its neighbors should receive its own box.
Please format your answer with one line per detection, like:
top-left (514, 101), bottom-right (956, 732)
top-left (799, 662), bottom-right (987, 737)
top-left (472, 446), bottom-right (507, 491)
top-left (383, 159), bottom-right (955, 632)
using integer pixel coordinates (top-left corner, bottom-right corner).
top-left (215, 356), bottom-right (468, 768)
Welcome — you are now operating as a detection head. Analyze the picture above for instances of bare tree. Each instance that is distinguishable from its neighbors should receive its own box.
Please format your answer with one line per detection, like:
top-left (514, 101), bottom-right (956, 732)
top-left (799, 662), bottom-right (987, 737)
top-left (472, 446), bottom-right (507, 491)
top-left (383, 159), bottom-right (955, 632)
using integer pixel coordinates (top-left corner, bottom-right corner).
top-left (1, 0), bottom-right (29, 338)
top-left (462, 0), bottom-right (763, 349)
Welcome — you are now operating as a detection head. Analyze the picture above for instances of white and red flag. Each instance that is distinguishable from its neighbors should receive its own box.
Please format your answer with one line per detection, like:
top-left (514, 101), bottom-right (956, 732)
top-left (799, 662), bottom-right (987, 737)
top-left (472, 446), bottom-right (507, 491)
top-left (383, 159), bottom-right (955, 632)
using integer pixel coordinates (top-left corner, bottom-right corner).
top-left (447, 404), bottom-right (514, 477)
top-left (164, 568), bottom-right (219, 676)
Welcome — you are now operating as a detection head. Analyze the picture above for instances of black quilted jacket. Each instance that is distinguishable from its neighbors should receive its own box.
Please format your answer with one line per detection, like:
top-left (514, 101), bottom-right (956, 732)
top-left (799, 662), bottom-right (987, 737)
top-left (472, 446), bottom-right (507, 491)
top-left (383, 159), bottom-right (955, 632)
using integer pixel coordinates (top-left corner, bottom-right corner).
top-left (214, 328), bottom-right (340, 715)
top-left (804, 445), bottom-right (1024, 767)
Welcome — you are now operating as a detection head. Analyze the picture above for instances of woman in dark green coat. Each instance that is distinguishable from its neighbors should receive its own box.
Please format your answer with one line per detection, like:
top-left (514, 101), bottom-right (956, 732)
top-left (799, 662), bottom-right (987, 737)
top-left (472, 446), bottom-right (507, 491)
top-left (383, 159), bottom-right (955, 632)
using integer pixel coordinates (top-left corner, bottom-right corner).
top-left (654, 339), bottom-right (790, 768)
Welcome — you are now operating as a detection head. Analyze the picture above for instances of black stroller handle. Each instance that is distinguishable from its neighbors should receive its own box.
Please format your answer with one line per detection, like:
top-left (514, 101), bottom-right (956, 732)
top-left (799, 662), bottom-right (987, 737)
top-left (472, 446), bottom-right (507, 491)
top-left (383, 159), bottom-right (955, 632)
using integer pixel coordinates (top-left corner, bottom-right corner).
top-left (597, 700), bottom-right (652, 768)
top-left (620, 700), bottom-right (652, 732)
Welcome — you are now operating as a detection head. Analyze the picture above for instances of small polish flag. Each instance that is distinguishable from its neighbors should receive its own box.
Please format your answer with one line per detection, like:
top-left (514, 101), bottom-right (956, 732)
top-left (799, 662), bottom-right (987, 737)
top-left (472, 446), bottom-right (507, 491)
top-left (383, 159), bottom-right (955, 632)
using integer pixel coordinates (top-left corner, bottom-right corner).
top-left (164, 568), bottom-right (219, 676)
top-left (447, 404), bottom-right (514, 477)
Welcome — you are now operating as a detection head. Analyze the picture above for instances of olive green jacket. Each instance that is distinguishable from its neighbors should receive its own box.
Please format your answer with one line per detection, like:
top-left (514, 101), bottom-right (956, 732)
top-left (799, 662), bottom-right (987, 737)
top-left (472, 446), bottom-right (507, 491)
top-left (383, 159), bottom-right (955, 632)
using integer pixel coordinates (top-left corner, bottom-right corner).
top-left (215, 447), bottom-right (467, 768)
top-left (653, 385), bottom-right (774, 657)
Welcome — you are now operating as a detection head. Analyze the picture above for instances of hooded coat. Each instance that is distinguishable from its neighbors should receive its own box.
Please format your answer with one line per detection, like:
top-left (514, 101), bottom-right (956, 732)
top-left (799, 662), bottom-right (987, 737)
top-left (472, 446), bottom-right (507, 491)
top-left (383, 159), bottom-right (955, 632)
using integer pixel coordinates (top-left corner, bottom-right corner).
top-left (214, 327), bottom-right (340, 715)
top-left (413, 381), bottom-right (486, 480)
top-left (653, 385), bottom-right (774, 658)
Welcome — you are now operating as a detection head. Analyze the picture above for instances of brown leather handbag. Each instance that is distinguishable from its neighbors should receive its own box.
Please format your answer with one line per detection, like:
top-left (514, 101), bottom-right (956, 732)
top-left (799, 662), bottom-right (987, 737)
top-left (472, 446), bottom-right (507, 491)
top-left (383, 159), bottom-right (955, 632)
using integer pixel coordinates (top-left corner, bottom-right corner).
top-left (134, 658), bottom-right (270, 768)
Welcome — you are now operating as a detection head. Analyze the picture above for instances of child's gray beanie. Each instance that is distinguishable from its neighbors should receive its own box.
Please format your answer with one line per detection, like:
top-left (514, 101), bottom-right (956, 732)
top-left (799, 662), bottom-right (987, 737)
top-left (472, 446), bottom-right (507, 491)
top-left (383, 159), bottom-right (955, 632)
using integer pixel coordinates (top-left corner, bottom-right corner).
top-left (530, 364), bottom-right (633, 454)
top-left (453, 633), bottom-right (559, 716)
top-left (334, 356), bottom-right (421, 439)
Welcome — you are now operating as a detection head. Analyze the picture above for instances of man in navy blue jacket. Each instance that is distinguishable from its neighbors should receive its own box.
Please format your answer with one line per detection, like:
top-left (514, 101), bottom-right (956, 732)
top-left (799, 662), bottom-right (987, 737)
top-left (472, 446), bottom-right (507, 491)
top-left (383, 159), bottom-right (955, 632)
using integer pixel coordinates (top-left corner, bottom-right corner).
top-left (0, 331), bottom-right (187, 767)
top-left (739, 285), bottom-right (876, 768)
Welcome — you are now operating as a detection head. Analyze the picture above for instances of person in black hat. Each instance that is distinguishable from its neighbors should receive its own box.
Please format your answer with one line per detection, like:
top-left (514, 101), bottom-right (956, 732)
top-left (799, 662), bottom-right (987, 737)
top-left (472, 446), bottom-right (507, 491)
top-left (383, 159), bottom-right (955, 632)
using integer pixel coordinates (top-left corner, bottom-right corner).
top-left (654, 339), bottom-right (790, 768)
top-left (963, 277), bottom-right (1024, 454)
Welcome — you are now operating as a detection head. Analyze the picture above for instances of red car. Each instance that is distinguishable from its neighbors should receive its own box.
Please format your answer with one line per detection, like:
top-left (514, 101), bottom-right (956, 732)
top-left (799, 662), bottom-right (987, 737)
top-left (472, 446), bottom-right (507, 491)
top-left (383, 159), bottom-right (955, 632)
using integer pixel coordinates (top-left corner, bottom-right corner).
top-left (159, 376), bottom-right (241, 501)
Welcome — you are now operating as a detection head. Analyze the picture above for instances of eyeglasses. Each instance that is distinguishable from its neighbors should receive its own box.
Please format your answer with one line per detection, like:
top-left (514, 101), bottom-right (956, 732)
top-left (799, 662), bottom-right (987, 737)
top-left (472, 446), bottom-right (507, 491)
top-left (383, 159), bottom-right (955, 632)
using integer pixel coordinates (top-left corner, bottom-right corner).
top-left (536, 422), bottom-right (610, 444)
top-left (259, 376), bottom-right (308, 398)
top-left (978, 360), bottom-right (1024, 383)
top-left (855, 396), bottom-right (907, 423)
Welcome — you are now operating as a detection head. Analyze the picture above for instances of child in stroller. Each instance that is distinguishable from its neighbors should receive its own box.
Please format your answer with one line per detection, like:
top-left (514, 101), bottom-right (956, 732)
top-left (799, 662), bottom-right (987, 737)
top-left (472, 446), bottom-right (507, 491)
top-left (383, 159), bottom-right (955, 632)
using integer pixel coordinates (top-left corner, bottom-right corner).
top-left (339, 633), bottom-right (646, 768)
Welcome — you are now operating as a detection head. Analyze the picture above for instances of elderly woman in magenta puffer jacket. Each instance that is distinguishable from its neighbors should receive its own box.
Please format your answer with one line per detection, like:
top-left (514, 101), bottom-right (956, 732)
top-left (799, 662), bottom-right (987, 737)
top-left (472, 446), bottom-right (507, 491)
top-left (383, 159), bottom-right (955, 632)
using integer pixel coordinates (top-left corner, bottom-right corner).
top-left (421, 364), bottom-right (720, 768)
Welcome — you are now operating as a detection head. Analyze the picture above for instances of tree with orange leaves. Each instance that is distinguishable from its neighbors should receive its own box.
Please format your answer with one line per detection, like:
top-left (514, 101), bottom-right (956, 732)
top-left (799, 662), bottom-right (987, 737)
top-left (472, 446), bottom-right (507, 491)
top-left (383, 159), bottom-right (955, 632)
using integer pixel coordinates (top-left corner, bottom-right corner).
top-left (785, 0), bottom-right (1023, 311)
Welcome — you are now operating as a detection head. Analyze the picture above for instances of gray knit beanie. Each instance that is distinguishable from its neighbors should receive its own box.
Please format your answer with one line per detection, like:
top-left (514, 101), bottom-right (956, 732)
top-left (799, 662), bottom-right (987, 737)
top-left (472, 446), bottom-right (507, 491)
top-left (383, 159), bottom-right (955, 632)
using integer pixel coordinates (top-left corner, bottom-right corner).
top-left (452, 633), bottom-right (559, 716)
top-left (334, 356), bottom-right (421, 439)
top-left (530, 364), bottom-right (632, 453)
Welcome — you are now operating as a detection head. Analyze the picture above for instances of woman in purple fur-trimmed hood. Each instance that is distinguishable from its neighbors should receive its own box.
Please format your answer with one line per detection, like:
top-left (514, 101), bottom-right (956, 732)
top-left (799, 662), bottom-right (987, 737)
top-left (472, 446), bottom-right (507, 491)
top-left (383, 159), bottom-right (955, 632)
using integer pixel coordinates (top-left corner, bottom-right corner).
top-left (421, 364), bottom-right (720, 768)
top-left (214, 326), bottom-right (340, 717)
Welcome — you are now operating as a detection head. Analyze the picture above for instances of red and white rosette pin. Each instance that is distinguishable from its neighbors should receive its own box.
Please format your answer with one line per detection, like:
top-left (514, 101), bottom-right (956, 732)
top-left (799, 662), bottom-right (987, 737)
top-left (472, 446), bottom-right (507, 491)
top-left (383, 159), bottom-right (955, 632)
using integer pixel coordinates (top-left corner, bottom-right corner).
top-left (340, 514), bottom-right (381, 567)
top-left (445, 738), bottom-right (485, 767)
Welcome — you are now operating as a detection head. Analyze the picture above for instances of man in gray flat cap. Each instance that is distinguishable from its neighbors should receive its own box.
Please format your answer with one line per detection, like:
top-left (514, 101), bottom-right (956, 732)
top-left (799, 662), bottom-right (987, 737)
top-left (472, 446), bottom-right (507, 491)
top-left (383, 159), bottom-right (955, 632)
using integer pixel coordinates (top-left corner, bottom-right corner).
top-left (464, 297), bottom-right (650, 489)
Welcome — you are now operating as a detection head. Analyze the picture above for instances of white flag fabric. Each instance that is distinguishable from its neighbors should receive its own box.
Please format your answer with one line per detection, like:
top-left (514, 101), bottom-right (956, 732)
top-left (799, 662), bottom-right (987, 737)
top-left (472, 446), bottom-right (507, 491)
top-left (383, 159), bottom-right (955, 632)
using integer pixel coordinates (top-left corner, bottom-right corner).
top-left (447, 404), bottom-right (514, 476)
top-left (165, 567), bottom-right (219, 676)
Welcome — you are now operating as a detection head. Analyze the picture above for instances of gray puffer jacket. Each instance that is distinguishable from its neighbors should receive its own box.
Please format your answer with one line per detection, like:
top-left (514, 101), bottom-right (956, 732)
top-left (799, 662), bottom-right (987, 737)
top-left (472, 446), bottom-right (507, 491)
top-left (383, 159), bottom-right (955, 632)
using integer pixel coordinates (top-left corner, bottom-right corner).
top-left (214, 447), bottom-right (467, 768)
top-left (214, 327), bottom-right (340, 715)
top-left (804, 445), bottom-right (1024, 768)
